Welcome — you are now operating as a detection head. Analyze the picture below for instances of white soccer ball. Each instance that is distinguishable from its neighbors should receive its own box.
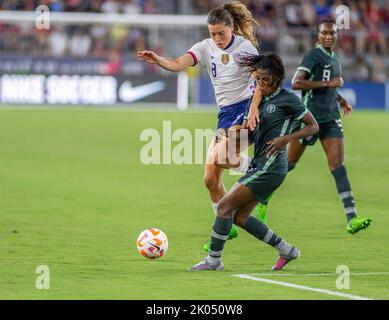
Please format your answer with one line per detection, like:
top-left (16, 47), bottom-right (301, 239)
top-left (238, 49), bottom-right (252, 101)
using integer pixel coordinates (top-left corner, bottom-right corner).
top-left (136, 228), bottom-right (168, 259)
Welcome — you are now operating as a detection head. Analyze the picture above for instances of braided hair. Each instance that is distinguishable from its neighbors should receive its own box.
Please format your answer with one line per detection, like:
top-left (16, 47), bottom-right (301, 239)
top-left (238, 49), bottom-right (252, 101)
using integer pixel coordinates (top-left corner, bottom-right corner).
top-left (236, 52), bottom-right (285, 88)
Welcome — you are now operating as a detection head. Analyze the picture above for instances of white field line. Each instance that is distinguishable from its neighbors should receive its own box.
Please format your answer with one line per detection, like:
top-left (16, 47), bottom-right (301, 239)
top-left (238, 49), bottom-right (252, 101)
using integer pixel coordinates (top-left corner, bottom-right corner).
top-left (246, 272), bottom-right (389, 277)
top-left (232, 274), bottom-right (373, 300)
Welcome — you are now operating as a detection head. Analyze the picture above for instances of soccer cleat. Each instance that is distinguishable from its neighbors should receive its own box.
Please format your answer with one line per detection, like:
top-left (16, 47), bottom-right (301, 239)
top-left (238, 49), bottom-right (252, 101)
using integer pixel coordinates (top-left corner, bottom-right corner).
top-left (272, 247), bottom-right (301, 271)
top-left (256, 203), bottom-right (268, 224)
top-left (227, 225), bottom-right (239, 240)
top-left (190, 258), bottom-right (224, 271)
top-left (203, 225), bottom-right (239, 252)
top-left (347, 216), bottom-right (373, 234)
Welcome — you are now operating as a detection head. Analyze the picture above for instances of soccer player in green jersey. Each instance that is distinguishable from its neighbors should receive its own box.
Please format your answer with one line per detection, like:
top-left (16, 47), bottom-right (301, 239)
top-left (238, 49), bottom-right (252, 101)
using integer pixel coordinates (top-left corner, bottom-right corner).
top-left (191, 53), bottom-right (319, 271)
top-left (249, 19), bottom-right (372, 234)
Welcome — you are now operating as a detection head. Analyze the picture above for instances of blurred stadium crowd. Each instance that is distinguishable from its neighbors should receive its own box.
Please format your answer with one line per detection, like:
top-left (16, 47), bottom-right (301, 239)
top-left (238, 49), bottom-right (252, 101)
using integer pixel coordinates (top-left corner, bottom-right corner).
top-left (0, 0), bottom-right (157, 13)
top-left (0, 0), bottom-right (387, 81)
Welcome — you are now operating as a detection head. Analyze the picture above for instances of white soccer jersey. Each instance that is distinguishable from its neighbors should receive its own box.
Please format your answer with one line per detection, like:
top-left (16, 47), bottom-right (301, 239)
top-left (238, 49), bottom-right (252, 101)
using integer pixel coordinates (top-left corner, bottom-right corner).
top-left (188, 35), bottom-right (258, 108)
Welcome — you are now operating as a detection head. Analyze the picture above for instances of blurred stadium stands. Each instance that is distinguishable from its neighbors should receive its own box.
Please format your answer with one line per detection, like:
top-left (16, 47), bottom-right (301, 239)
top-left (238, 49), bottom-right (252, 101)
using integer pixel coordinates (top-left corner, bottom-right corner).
top-left (0, 0), bottom-right (387, 80)
top-left (0, 0), bottom-right (387, 107)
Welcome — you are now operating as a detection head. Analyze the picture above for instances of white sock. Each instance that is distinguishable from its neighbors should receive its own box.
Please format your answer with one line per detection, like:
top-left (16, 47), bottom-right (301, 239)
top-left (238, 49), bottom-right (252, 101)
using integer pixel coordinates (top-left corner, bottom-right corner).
top-left (211, 182), bottom-right (225, 215)
top-left (211, 202), bottom-right (219, 215)
top-left (275, 240), bottom-right (293, 256)
top-left (206, 255), bottom-right (221, 265)
top-left (232, 155), bottom-right (251, 174)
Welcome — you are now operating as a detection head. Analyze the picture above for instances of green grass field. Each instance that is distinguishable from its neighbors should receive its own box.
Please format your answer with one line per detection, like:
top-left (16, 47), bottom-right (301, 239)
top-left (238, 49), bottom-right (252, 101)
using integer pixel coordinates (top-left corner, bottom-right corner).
top-left (1, 106), bottom-right (388, 300)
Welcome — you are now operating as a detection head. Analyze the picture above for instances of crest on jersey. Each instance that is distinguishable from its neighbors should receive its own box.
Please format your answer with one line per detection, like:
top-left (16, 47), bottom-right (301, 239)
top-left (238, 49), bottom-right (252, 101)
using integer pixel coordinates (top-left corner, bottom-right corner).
top-left (221, 54), bottom-right (230, 65)
top-left (267, 104), bottom-right (276, 113)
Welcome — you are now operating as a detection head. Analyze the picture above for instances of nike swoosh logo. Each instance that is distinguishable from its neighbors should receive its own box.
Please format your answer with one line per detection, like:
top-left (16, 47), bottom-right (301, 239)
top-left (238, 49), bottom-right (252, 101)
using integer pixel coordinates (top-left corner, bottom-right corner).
top-left (119, 81), bottom-right (166, 103)
top-left (148, 242), bottom-right (161, 251)
top-left (324, 64), bottom-right (331, 68)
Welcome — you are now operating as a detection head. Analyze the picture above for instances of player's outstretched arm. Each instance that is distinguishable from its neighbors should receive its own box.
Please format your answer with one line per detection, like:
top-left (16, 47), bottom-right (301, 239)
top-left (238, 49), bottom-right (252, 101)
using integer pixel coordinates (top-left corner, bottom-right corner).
top-left (292, 70), bottom-right (343, 90)
top-left (137, 50), bottom-right (194, 72)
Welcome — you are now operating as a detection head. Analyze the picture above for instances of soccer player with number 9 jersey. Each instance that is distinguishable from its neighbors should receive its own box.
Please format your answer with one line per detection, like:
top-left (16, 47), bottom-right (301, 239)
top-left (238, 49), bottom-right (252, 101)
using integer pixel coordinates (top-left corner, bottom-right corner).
top-left (253, 19), bottom-right (372, 234)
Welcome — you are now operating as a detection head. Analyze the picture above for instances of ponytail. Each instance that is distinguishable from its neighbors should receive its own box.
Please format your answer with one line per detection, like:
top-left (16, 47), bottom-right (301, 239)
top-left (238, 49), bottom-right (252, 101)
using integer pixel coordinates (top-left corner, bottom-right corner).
top-left (207, 1), bottom-right (259, 48)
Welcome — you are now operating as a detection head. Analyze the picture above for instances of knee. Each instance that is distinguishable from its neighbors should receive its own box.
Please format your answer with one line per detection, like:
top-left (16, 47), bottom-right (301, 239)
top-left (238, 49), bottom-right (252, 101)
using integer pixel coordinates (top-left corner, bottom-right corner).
top-left (216, 199), bottom-right (234, 219)
top-left (203, 173), bottom-right (219, 191)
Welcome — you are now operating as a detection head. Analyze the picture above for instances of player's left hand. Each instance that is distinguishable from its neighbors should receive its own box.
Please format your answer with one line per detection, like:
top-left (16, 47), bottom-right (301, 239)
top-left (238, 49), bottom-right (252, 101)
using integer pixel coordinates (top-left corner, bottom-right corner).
top-left (340, 99), bottom-right (353, 116)
top-left (266, 136), bottom-right (290, 157)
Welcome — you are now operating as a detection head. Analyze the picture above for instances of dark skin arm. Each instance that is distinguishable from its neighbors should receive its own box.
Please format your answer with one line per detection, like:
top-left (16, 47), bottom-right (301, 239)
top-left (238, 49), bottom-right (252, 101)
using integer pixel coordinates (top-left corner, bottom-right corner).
top-left (242, 86), bottom-right (263, 131)
top-left (291, 70), bottom-right (343, 90)
top-left (338, 93), bottom-right (353, 116)
top-left (292, 70), bottom-right (352, 116)
top-left (266, 112), bottom-right (318, 157)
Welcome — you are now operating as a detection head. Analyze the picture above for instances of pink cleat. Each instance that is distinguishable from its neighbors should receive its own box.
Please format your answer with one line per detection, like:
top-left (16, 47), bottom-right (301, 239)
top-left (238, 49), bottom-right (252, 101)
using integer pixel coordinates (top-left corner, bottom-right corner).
top-left (272, 247), bottom-right (301, 271)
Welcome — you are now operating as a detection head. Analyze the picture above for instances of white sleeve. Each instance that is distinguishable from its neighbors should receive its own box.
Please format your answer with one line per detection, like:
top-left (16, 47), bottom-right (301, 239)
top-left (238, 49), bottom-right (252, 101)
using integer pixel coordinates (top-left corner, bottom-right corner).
top-left (239, 40), bottom-right (259, 56)
top-left (187, 40), bottom-right (205, 66)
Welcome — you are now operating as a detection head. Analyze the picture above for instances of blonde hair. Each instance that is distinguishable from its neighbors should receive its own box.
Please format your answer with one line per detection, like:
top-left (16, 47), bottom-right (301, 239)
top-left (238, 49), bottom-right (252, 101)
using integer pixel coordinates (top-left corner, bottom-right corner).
top-left (207, 1), bottom-right (260, 48)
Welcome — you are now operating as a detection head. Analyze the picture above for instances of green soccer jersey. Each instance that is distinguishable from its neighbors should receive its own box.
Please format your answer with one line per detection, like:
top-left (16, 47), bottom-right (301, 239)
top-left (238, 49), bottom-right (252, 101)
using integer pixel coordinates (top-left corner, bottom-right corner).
top-left (297, 46), bottom-right (342, 123)
top-left (249, 88), bottom-right (308, 175)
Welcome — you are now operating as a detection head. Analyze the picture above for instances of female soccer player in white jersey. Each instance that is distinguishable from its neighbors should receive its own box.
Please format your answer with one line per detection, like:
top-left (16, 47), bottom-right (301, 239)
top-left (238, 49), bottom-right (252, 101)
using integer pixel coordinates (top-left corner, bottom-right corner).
top-left (138, 1), bottom-right (261, 246)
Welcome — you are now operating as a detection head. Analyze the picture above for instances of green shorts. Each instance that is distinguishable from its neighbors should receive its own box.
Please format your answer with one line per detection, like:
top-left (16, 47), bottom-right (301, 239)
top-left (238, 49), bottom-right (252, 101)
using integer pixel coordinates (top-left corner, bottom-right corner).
top-left (239, 168), bottom-right (286, 203)
top-left (292, 118), bottom-right (344, 146)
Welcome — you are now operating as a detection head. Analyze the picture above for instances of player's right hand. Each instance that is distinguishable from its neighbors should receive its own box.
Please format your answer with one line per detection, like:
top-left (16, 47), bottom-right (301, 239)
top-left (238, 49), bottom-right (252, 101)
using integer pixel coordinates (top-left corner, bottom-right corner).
top-left (340, 99), bottom-right (353, 116)
top-left (247, 106), bottom-right (259, 131)
top-left (327, 77), bottom-right (344, 88)
top-left (137, 50), bottom-right (159, 64)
